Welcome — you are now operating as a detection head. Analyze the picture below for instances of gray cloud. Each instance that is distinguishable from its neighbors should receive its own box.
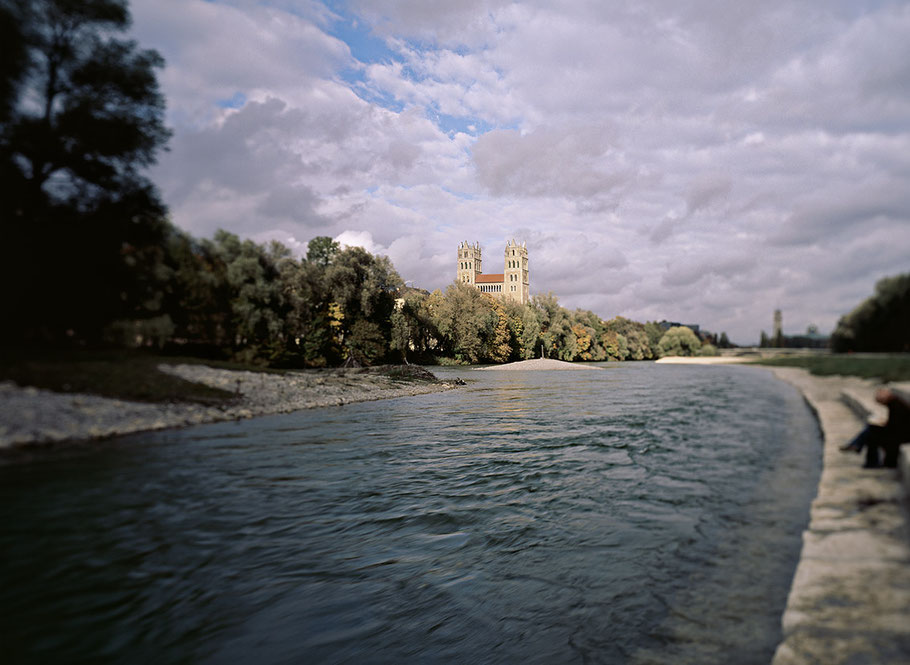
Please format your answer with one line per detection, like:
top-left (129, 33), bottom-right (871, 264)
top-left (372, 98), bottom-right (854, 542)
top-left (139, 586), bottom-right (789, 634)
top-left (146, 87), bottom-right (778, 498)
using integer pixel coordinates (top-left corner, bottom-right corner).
top-left (471, 126), bottom-right (629, 201)
top-left (770, 181), bottom-right (910, 247)
top-left (685, 176), bottom-right (732, 216)
top-left (129, 0), bottom-right (910, 343)
top-left (257, 184), bottom-right (322, 223)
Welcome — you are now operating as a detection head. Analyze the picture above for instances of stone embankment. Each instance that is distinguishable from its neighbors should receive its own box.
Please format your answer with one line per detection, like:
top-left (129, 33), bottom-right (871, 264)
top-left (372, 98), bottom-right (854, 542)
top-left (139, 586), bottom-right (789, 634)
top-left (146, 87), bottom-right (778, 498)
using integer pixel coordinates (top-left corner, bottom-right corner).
top-left (0, 364), bottom-right (458, 448)
top-left (658, 356), bottom-right (910, 662)
top-left (769, 368), bottom-right (910, 665)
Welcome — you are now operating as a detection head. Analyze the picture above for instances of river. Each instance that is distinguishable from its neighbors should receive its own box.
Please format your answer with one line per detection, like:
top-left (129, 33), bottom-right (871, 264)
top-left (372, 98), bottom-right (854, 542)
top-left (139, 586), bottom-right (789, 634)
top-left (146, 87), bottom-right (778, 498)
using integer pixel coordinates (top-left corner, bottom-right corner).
top-left (0, 362), bottom-right (821, 664)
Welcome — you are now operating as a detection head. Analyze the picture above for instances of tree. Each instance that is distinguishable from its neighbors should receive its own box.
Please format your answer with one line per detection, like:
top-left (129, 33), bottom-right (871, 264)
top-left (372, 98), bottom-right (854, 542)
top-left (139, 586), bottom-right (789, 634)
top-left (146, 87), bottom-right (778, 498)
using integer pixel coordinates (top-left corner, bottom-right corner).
top-left (429, 283), bottom-right (493, 363)
top-left (210, 230), bottom-right (289, 362)
top-left (532, 292), bottom-right (571, 359)
top-left (604, 316), bottom-right (653, 360)
top-left (1, 0), bottom-right (171, 343)
top-left (485, 297), bottom-right (513, 363)
top-left (306, 236), bottom-right (339, 267)
top-left (0, 1), bottom-right (28, 125)
top-left (601, 330), bottom-right (628, 361)
top-left (3, 0), bottom-right (169, 215)
top-left (570, 323), bottom-right (593, 360)
top-left (658, 326), bottom-right (702, 357)
top-left (643, 321), bottom-right (665, 358)
top-left (831, 272), bottom-right (910, 352)
top-left (390, 291), bottom-right (438, 364)
top-left (325, 246), bottom-right (402, 364)
top-left (160, 225), bottom-right (232, 351)
top-left (347, 319), bottom-right (385, 365)
top-left (519, 306), bottom-right (541, 359)
top-left (288, 260), bottom-right (335, 367)
top-left (718, 332), bottom-right (731, 348)
top-left (571, 310), bottom-right (606, 360)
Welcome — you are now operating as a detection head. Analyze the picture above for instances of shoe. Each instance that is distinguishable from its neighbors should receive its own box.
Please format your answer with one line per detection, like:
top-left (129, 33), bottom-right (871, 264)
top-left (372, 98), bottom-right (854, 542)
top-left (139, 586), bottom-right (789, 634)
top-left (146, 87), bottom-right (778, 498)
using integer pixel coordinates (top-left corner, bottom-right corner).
top-left (840, 443), bottom-right (861, 453)
top-left (862, 461), bottom-right (881, 469)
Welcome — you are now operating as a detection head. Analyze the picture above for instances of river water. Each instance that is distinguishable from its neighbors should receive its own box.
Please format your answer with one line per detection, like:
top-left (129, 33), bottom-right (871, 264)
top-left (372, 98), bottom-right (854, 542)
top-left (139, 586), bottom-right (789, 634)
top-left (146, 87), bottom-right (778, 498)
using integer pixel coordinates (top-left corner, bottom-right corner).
top-left (1, 363), bottom-right (821, 664)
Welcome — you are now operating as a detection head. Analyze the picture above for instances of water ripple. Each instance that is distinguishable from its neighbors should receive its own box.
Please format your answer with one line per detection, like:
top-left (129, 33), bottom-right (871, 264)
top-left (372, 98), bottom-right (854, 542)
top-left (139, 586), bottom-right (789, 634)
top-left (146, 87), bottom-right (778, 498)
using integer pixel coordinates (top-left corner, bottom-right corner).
top-left (0, 363), bottom-right (820, 664)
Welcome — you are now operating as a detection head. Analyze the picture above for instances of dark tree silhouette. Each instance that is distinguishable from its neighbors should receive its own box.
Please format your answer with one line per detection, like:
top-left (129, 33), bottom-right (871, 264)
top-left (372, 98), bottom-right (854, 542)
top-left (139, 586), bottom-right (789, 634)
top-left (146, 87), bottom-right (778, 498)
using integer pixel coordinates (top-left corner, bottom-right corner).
top-left (1, 0), bottom-right (171, 343)
top-left (0, 1), bottom-right (28, 125)
top-left (831, 273), bottom-right (910, 353)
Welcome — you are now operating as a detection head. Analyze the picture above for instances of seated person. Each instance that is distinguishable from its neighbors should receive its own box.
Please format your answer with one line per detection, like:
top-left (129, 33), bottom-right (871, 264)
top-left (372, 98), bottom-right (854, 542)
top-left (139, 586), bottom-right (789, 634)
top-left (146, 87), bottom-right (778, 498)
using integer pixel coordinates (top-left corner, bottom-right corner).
top-left (841, 388), bottom-right (910, 468)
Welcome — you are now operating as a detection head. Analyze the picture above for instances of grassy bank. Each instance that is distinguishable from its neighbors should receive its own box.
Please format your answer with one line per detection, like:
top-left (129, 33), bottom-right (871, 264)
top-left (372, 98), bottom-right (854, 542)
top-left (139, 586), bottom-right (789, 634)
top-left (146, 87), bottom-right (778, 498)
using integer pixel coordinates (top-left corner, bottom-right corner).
top-left (754, 354), bottom-right (910, 382)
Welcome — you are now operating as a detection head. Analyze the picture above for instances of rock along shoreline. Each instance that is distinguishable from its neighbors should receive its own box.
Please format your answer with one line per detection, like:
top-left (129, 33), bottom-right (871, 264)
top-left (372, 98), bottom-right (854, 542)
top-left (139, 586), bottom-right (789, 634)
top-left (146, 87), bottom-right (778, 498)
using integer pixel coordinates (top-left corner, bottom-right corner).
top-left (0, 364), bottom-right (460, 449)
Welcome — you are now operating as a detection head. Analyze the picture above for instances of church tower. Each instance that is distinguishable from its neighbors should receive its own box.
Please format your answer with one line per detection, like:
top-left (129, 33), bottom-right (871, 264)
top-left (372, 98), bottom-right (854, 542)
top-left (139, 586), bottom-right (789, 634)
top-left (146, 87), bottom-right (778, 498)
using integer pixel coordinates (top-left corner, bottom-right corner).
top-left (503, 239), bottom-right (529, 305)
top-left (457, 241), bottom-right (482, 285)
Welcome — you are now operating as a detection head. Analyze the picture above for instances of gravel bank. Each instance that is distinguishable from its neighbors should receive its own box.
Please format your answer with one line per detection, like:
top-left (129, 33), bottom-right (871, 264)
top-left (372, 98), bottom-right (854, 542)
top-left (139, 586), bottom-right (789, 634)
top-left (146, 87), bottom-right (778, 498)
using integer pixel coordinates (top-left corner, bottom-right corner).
top-left (0, 364), bottom-right (458, 448)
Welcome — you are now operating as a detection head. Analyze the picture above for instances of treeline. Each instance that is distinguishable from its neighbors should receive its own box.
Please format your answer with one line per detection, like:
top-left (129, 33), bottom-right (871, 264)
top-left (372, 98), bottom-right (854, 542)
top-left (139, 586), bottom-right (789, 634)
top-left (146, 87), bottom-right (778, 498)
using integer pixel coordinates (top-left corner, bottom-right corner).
top-left (49, 223), bottom-right (714, 367)
top-left (831, 273), bottom-right (910, 353)
top-left (5, 203), bottom-right (717, 366)
top-left (397, 283), bottom-right (671, 365)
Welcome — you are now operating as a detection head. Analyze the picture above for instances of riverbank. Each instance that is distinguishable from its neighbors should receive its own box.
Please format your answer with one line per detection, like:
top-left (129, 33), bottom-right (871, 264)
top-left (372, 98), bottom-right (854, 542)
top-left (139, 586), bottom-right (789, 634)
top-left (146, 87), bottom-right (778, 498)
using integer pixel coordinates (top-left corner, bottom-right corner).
top-left (767, 367), bottom-right (910, 664)
top-left (656, 356), bottom-right (910, 662)
top-left (0, 364), bottom-right (459, 449)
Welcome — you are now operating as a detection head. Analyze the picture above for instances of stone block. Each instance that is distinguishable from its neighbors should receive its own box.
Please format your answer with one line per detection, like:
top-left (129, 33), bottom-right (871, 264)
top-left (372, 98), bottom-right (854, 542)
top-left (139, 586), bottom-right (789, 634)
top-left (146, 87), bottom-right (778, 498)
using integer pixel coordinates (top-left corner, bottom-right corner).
top-left (783, 557), bottom-right (910, 633)
top-left (774, 627), bottom-right (910, 665)
top-left (841, 388), bottom-right (889, 426)
top-left (800, 529), bottom-right (910, 563)
top-left (810, 502), bottom-right (907, 534)
top-left (900, 447), bottom-right (910, 499)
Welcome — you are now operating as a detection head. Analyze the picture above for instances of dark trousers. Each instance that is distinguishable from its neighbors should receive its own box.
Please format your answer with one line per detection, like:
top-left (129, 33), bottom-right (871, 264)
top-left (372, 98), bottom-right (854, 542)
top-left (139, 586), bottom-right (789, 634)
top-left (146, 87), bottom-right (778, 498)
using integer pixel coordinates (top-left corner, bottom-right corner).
top-left (847, 425), bottom-right (900, 468)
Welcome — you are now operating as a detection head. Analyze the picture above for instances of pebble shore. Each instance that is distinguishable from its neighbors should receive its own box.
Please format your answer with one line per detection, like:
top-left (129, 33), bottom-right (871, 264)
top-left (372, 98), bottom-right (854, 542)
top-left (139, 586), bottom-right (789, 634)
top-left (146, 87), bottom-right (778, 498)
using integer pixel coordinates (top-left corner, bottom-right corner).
top-left (0, 364), bottom-right (458, 448)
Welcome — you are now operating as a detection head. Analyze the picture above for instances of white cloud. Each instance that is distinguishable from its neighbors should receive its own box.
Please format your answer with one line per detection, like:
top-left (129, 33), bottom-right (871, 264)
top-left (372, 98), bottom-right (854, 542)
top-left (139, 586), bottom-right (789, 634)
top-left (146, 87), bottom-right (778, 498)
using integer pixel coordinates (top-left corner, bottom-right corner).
top-left (334, 229), bottom-right (383, 254)
top-left (129, 0), bottom-right (910, 344)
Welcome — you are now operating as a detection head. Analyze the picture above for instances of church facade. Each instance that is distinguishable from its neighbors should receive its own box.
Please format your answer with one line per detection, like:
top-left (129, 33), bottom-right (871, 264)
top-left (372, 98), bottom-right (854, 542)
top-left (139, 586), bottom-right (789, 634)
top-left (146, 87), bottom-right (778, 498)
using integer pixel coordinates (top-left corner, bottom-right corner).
top-left (456, 239), bottom-right (529, 305)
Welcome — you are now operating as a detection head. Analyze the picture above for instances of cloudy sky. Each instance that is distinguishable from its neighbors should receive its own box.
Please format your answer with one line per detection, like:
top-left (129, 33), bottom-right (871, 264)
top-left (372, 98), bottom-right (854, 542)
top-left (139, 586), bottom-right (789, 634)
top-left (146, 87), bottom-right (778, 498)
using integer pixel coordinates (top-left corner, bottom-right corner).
top-left (130, 0), bottom-right (910, 343)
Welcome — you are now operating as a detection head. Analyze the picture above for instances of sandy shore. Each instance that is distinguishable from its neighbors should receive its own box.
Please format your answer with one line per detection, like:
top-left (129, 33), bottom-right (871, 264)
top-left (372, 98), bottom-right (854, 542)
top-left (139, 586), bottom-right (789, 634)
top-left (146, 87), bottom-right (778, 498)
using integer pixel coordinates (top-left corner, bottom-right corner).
top-left (476, 358), bottom-right (604, 370)
top-left (0, 364), bottom-right (459, 448)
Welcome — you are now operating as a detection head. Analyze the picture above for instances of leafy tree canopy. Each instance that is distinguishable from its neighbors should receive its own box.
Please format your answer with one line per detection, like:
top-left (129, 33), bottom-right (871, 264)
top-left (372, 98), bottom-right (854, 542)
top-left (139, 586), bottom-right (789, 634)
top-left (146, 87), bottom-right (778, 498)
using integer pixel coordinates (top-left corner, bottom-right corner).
top-left (658, 326), bottom-right (702, 357)
top-left (306, 236), bottom-right (340, 267)
top-left (831, 272), bottom-right (910, 352)
top-left (1, 0), bottom-right (171, 344)
top-left (2, 0), bottom-right (170, 215)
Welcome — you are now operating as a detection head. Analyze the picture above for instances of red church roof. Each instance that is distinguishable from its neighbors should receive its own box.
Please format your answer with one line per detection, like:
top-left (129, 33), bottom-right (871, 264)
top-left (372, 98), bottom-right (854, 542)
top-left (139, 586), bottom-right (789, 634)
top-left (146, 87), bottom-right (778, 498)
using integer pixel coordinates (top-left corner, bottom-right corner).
top-left (474, 273), bottom-right (504, 284)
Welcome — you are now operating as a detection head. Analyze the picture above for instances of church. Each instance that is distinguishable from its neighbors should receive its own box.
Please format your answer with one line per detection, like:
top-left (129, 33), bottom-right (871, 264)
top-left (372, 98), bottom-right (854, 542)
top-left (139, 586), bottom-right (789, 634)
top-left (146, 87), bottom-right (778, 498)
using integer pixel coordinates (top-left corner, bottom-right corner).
top-left (456, 239), bottom-right (530, 305)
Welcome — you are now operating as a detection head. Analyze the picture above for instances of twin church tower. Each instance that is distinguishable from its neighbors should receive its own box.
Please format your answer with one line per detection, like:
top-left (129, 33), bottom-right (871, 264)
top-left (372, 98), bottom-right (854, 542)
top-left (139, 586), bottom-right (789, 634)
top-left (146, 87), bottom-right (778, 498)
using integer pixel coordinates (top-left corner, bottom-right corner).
top-left (456, 239), bottom-right (530, 305)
